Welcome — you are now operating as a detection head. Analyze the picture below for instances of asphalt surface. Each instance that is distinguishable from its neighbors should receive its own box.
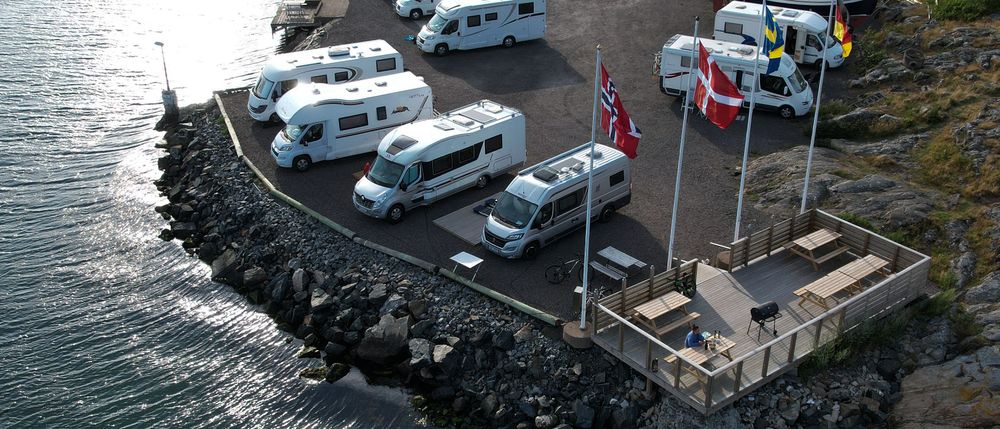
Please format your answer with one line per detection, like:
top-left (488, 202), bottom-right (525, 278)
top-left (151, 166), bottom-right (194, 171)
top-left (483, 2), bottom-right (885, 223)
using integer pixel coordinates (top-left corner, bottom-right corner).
top-left (222, 0), bottom-right (844, 320)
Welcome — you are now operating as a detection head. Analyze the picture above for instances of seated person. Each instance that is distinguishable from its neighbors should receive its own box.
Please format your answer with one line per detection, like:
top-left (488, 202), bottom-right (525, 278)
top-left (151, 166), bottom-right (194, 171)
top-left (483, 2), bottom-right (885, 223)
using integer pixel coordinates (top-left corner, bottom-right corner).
top-left (685, 325), bottom-right (705, 348)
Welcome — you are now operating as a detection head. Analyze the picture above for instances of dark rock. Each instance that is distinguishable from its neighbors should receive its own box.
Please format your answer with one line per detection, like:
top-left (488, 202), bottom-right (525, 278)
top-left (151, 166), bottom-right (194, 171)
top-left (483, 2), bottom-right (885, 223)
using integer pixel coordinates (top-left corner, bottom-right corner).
top-left (408, 338), bottom-right (433, 371)
top-left (368, 283), bottom-right (388, 307)
top-left (210, 249), bottom-right (239, 280)
top-left (535, 414), bottom-right (558, 429)
top-left (158, 229), bottom-right (174, 241)
top-left (470, 329), bottom-right (492, 345)
top-left (326, 363), bottom-right (350, 383)
top-left (343, 331), bottom-right (360, 345)
top-left (292, 268), bottom-right (309, 292)
top-left (170, 222), bottom-right (197, 239)
top-left (452, 396), bottom-right (469, 413)
top-left (493, 331), bottom-right (515, 351)
top-left (379, 293), bottom-right (407, 316)
top-left (297, 346), bottom-right (321, 359)
top-left (299, 366), bottom-right (326, 380)
top-left (482, 393), bottom-right (499, 416)
top-left (310, 288), bottom-right (335, 312)
top-left (433, 344), bottom-right (460, 375)
top-left (293, 290), bottom-right (309, 303)
top-left (324, 342), bottom-right (347, 358)
top-left (356, 315), bottom-right (409, 365)
top-left (303, 333), bottom-right (319, 347)
top-left (411, 319), bottom-right (434, 338)
top-left (242, 267), bottom-right (267, 288)
top-left (408, 299), bottom-right (427, 318)
top-left (430, 386), bottom-right (455, 400)
top-left (574, 401), bottom-right (595, 429)
top-left (877, 358), bottom-right (902, 380)
top-left (518, 401), bottom-right (537, 418)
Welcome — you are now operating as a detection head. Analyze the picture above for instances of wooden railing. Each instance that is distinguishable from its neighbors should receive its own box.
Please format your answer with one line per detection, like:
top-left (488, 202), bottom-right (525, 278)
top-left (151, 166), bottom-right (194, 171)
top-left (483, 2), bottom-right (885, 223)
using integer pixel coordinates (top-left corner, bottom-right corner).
top-left (593, 260), bottom-right (699, 331)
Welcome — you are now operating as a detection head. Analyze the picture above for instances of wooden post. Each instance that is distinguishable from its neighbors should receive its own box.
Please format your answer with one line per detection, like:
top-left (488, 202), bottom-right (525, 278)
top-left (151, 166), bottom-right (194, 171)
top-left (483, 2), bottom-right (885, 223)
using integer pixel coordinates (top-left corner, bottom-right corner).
top-left (674, 359), bottom-right (682, 388)
top-left (619, 278), bottom-right (627, 351)
top-left (733, 361), bottom-right (744, 393)
top-left (766, 223), bottom-right (774, 256)
top-left (891, 246), bottom-right (901, 272)
top-left (813, 321), bottom-right (823, 350)
top-left (620, 277), bottom-right (627, 314)
top-left (647, 265), bottom-right (655, 300)
top-left (809, 209), bottom-right (817, 231)
top-left (788, 332), bottom-right (798, 363)
top-left (591, 301), bottom-right (598, 332)
top-left (788, 216), bottom-right (796, 241)
top-left (838, 309), bottom-right (847, 333)
top-left (835, 219), bottom-right (843, 233)
top-left (761, 346), bottom-right (771, 378)
top-left (704, 375), bottom-right (714, 409)
top-left (646, 339), bottom-right (652, 370)
top-left (862, 232), bottom-right (871, 255)
top-left (744, 233), bottom-right (752, 268)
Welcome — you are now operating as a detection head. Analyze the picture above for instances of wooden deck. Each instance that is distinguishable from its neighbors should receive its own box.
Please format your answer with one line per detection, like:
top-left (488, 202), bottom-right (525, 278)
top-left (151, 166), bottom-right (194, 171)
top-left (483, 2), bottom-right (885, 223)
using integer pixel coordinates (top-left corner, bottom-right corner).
top-left (271, 0), bottom-right (348, 32)
top-left (594, 249), bottom-right (856, 410)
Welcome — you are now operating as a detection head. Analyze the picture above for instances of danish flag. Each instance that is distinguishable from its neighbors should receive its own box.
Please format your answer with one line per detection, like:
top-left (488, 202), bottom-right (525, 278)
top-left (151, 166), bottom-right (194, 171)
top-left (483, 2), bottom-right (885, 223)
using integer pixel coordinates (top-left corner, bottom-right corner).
top-left (694, 42), bottom-right (745, 129)
top-left (600, 64), bottom-right (642, 159)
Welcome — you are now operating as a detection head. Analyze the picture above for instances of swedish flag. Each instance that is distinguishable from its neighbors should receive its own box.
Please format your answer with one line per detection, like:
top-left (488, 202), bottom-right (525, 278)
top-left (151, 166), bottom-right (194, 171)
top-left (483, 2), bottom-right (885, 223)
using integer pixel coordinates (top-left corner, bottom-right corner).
top-left (762, 4), bottom-right (784, 75)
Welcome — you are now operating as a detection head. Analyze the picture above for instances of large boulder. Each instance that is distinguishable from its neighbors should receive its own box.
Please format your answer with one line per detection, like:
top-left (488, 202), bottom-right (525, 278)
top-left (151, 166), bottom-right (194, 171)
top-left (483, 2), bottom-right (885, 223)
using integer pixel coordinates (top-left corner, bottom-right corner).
top-left (210, 249), bottom-right (239, 280)
top-left (892, 345), bottom-right (1000, 428)
top-left (965, 272), bottom-right (1000, 305)
top-left (310, 288), bottom-right (336, 312)
top-left (433, 344), bottom-right (460, 376)
top-left (241, 267), bottom-right (267, 289)
top-left (408, 338), bottom-right (433, 371)
top-left (356, 315), bottom-right (409, 365)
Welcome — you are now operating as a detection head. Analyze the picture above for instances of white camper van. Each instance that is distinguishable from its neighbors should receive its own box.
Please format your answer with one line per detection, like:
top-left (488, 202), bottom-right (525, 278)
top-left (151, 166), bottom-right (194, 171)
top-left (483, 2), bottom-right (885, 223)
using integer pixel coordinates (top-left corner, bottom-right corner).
top-left (656, 35), bottom-right (814, 119)
top-left (714, 1), bottom-right (845, 68)
top-left (353, 100), bottom-right (527, 223)
top-left (415, 0), bottom-right (546, 56)
top-left (248, 40), bottom-right (403, 122)
top-left (270, 72), bottom-right (433, 172)
top-left (395, 0), bottom-right (440, 19)
top-left (482, 143), bottom-right (631, 259)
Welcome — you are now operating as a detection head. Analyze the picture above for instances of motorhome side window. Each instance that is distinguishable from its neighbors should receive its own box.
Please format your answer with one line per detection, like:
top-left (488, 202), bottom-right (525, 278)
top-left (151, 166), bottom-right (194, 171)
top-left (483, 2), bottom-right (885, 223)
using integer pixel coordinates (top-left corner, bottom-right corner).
top-left (429, 154), bottom-right (453, 178)
top-left (443, 21), bottom-right (458, 35)
top-left (760, 75), bottom-right (789, 96)
top-left (723, 22), bottom-right (742, 35)
top-left (377, 106), bottom-right (387, 121)
top-left (555, 188), bottom-right (586, 217)
top-left (518, 2), bottom-right (534, 14)
top-left (467, 15), bottom-right (481, 27)
top-left (402, 165), bottom-right (420, 186)
top-left (485, 12), bottom-right (498, 21)
top-left (537, 203), bottom-right (553, 226)
top-left (484, 134), bottom-right (502, 154)
top-left (806, 35), bottom-right (821, 50)
top-left (304, 124), bottom-right (324, 142)
top-left (680, 56), bottom-right (691, 68)
top-left (334, 71), bottom-right (350, 82)
top-left (376, 58), bottom-right (397, 73)
top-left (280, 79), bottom-right (297, 95)
top-left (311, 75), bottom-right (328, 84)
top-left (610, 171), bottom-right (625, 187)
top-left (338, 113), bottom-right (369, 131)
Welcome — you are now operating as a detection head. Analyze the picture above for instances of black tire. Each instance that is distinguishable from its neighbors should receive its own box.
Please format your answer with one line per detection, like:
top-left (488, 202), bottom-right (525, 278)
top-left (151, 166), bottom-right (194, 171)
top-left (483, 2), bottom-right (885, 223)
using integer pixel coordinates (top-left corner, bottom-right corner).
top-left (475, 175), bottom-right (490, 189)
top-left (434, 43), bottom-right (449, 57)
top-left (599, 205), bottom-right (615, 223)
top-left (522, 241), bottom-right (539, 260)
top-left (544, 265), bottom-right (564, 284)
top-left (293, 155), bottom-right (311, 172)
top-left (387, 204), bottom-right (405, 224)
top-left (502, 36), bottom-right (515, 48)
top-left (779, 105), bottom-right (795, 120)
top-left (409, 9), bottom-right (422, 19)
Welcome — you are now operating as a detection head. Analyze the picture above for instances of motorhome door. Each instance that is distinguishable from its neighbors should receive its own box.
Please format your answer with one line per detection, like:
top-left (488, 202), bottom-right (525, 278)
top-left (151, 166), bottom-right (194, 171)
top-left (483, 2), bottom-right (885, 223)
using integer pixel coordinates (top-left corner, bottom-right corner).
top-left (300, 123), bottom-right (327, 162)
top-left (460, 12), bottom-right (489, 49)
top-left (400, 163), bottom-right (426, 204)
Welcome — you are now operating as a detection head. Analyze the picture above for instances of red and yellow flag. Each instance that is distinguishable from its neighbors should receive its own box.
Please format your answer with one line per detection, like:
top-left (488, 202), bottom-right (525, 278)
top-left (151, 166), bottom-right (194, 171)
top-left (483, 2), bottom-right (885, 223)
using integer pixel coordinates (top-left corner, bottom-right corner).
top-left (834, 3), bottom-right (852, 57)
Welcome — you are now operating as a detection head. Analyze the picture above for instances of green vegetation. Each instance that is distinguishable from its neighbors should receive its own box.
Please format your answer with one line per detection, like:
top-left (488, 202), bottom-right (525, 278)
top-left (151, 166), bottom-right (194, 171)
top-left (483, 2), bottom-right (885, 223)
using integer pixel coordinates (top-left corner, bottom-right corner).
top-left (837, 212), bottom-right (875, 231)
top-left (929, 0), bottom-right (1000, 21)
top-left (819, 99), bottom-right (853, 120)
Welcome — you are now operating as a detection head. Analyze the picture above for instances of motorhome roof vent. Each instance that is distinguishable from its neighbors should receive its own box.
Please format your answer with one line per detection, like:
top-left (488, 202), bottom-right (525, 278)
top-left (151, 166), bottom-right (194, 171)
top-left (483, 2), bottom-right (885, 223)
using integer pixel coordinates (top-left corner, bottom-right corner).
top-left (370, 46), bottom-right (382, 52)
top-left (734, 4), bottom-right (746, 8)
top-left (328, 47), bottom-right (350, 57)
top-left (451, 117), bottom-right (475, 127)
top-left (461, 109), bottom-right (497, 124)
top-left (374, 81), bottom-right (387, 87)
top-left (433, 122), bottom-right (454, 131)
top-left (584, 150), bottom-right (603, 159)
top-left (532, 166), bottom-right (560, 183)
top-left (570, 162), bottom-right (584, 172)
top-left (346, 87), bottom-right (359, 92)
top-left (386, 135), bottom-right (418, 155)
top-left (781, 9), bottom-right (799, 17)
top-left (736, 46), bottom-right (754, 55)
top-left (483, 102), bottom-right (504, 114)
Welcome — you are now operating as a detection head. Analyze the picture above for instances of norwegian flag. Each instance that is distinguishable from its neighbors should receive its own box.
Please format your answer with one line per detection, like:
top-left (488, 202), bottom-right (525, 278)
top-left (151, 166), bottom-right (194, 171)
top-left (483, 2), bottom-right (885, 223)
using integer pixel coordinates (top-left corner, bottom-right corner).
top-left (694, 42), bottom-right (745, 129)
top-left (600, 65), bottom-right (641, 159)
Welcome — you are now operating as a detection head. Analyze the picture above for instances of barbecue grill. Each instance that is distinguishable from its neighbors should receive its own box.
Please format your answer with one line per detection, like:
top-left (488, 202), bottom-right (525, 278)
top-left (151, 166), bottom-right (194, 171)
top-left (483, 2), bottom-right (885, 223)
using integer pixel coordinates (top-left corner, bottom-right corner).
top-left (747, 301), bottom-right (782, 341)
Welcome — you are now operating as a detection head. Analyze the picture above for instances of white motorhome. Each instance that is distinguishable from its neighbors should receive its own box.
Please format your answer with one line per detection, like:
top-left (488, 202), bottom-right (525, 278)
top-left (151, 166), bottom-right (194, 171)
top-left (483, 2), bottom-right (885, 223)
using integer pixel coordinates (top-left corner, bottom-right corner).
top-left (270, 72), bottom-right (433, 172)
top-left (482, 143), bottom-right (631, 259)
top-left (656, 35), bottom-right (814, 119)
top-left (415, 0), bottom-right (546, 56)
top-left (248, 40), bottom-right (403, 122)
top-left (395, 0), bottom-right (440, 19)
top-left (714, 1), bottom-right (844, 68)
top-left (353, 100), bottom-right (527, 223)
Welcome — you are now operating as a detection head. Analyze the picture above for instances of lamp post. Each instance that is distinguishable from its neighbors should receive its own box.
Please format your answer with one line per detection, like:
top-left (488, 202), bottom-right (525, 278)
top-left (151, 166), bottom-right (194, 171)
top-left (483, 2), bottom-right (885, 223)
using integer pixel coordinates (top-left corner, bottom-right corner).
top-left (154, 41), bottom-right (179, 128)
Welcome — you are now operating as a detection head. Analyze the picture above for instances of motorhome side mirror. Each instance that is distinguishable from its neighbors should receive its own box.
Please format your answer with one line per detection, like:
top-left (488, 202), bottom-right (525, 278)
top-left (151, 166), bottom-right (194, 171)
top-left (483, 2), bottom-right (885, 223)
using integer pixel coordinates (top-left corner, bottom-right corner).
top-left (400, 183), bottom-right (408, 192)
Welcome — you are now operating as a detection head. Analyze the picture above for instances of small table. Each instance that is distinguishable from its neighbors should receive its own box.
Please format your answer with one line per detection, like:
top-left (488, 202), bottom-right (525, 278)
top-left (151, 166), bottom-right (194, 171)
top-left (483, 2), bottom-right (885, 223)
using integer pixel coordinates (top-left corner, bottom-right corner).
top-left (450, 251), bottom-right (484, 283)
top-left (598, 246), bottom-right (648, 275)
top-left (794, 270), bottom-right (858, 310)
top-left (783, 228), bottom-right (850, 271)
top-left (663, 334), bottom-right (736, 382)
top-left (632, 291), bottom-right (698, 339)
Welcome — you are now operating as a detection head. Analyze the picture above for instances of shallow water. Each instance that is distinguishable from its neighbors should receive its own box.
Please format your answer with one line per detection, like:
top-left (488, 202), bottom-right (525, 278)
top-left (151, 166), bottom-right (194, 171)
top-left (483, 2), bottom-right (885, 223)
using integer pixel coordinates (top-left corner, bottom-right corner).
top-left (0, 1), bottom-right (421, 427)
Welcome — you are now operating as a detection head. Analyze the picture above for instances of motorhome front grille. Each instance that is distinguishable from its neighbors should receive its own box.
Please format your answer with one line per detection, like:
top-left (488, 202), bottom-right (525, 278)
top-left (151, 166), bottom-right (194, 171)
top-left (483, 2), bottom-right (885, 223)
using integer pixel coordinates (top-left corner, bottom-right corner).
top-left (483, 229), bottom-right (507, 247)
top-left (354, 192), bottom-right (374, 209)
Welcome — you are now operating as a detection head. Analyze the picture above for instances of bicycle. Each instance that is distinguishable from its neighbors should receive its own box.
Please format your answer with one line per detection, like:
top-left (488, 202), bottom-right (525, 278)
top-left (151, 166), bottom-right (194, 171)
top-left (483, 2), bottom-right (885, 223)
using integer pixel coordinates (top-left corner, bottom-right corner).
top-left (545, 253), bottom-right (585, 284)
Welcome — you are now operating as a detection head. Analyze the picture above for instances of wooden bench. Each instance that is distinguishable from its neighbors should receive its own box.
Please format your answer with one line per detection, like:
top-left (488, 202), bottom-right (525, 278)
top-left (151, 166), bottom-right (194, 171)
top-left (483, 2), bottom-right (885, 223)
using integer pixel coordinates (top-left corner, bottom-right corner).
top-left (654, 312), bottom-right (701, 336)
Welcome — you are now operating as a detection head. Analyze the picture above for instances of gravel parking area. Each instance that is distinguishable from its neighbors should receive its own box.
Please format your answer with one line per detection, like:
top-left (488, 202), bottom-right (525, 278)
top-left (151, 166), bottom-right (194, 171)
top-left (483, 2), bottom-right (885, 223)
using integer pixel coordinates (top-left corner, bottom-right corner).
top-left (221, 0), bottom-right (821, 320)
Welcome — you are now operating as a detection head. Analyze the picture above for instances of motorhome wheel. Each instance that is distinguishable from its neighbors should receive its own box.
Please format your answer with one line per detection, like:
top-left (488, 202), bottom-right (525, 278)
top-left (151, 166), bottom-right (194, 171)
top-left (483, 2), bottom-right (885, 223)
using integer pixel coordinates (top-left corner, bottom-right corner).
top-left (599, 205), bottom-right (615, 222)
top-left (502, 36), bottom-right (515, 48)
top-left (434, 44), bottom-right (449, 56)
top-left (522, 242), bottom-right (539, 260)
top-left (475, 175), bottom-right (490, 189)
top-left (269, 113), bottom-right (281, 124)
top-left (409, 9), bottom-right (422, 19)
top-left (387, 204), bottom-right (405, 224)
top-left (293, 156), bottom-right (312, 172)
top-left (779, 105), bottom-right (795, 120)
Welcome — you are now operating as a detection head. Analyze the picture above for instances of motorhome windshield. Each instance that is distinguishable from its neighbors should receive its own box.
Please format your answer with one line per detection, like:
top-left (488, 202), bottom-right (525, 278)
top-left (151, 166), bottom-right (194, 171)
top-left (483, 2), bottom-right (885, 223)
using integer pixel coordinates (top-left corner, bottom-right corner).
top-left (367, 155), bottom-right (404, 188)
top-left (492, 191), bottom-right (538, 229)
top-left (253, 76), bottom-right (275, 99)
top-left (427, 14), bottom-right (447, 33)
top-left (817, 32), bottom-right (836, 48)
top-left (789, 68), bottom-right (808, 94)
top-left (282, 124), bottom-right (305, 142)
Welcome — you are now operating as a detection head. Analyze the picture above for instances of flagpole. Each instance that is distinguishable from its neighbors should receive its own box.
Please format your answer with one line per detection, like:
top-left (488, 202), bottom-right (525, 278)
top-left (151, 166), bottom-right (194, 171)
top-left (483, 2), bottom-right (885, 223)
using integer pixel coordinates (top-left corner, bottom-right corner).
top-left (801, 0), bottom-right (836, 213)
top-left (666, 17), bottom-right (700, 270)
top-left (579, 46), bottom-right (601, 330)
top-left (733, 0), bottom-right (769, 242)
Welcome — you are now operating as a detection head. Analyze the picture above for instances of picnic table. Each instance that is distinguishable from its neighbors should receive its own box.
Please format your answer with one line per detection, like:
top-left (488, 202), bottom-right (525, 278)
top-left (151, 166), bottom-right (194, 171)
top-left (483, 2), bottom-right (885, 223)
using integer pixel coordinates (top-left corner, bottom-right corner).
top-left (588, 246), bottom-right (648, 284)
top-left (632, 291), bottom-right (700, 339)
top-left (663, 334), bottom-right (736, 382)
top-left (794, 254), bottom-right (892, 310)
top-left (836, 254), bottom-right (890, 283)
top-left (783, 228), bottom-right (850, 271)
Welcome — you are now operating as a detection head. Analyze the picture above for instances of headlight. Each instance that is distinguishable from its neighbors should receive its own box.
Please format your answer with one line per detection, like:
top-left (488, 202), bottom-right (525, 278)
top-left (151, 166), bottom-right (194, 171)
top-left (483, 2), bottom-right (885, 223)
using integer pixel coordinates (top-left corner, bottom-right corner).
top-left (506, 233), bottom-right (524, 240)
top-left (372, 195), bottom-right (388, 209)
top-left (278, 145), bottom-right (293, 152)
